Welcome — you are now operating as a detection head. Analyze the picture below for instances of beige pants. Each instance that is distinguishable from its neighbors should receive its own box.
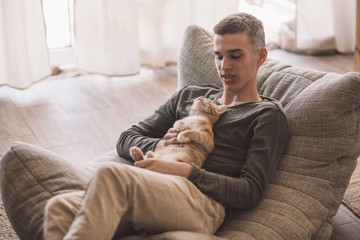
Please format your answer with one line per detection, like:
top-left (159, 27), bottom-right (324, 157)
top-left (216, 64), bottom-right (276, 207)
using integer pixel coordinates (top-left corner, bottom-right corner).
top-left (43, 163), bottom-right (225, 240)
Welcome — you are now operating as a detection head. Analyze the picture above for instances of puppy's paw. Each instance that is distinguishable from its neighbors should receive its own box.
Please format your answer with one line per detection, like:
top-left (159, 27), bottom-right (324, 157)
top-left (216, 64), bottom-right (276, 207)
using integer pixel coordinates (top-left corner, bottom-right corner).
top-left (145, 151), bottom-right (155, 158)
top-left (177, 132), bottom-right (190, 143)
top-left (130, 147), bottom-right (144, 161)
top-left (174, 121), bottom-right (185, 131)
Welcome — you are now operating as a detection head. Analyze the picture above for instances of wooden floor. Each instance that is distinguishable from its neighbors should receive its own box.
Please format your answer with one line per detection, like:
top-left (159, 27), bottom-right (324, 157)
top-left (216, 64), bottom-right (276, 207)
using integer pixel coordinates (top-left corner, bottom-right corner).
top-left (0, 49), bottom-right (359, 239)
top-left (0, 66), bottom-right (178, 164)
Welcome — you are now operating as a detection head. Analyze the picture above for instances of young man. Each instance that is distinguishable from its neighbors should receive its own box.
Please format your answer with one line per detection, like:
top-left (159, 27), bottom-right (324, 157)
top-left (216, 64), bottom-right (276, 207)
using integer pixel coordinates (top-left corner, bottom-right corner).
top-left (44, 12), bottom-right (289, 239)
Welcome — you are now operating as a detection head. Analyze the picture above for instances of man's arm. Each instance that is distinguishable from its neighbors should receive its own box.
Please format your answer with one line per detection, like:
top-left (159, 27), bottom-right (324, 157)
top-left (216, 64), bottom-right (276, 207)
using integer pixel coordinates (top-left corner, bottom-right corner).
top-left (116, 90), bottom-right (180, 160)
top-left (116, 85), bottom-right (219, 160)
top-left (188, 109), bottom-right (289, 209)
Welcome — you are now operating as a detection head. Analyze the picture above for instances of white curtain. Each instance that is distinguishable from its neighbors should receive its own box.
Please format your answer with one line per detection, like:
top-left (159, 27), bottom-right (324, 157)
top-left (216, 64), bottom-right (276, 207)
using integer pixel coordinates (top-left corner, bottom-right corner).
top-left (279, 0), bottom-right (356, 53)
top-left (75, 0), bottom-right (141, 76)
top-left (1, 0), bottom-right (355, 89)
top-left (138, 0), bottom-right (240, 67)
top-left (0, 0), bottom-right (51, 89)
top-left (75, 0), bottom-right (240, 75)
top-left (0, 0), bottom-right (239, 88)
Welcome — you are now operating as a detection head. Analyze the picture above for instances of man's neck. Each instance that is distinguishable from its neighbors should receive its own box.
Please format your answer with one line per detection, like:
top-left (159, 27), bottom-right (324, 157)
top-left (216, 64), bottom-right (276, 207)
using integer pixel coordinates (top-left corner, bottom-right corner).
top-left (219, 89), bottom-right (261, 106)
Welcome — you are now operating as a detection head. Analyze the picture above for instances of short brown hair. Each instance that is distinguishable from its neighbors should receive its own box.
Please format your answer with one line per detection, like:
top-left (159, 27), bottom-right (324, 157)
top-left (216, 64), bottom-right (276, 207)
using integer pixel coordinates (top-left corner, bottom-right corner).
top-left (214, 13), bottom-right (265, 51)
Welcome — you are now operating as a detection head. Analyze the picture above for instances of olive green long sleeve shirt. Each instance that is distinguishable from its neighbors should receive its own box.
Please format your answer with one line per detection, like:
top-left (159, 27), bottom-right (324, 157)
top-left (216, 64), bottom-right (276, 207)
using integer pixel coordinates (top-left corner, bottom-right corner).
top-left (117, 85), bottom-right (289, 210)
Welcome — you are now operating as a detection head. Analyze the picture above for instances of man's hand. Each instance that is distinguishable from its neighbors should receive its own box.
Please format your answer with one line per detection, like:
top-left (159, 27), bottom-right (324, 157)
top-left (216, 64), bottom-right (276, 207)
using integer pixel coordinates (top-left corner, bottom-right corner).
top-left (134, 158), bottom-right (193, 178)
top-left (155, 128), bottom-right (190, 150)
top-left (135, 128), bottom-right (193, 177)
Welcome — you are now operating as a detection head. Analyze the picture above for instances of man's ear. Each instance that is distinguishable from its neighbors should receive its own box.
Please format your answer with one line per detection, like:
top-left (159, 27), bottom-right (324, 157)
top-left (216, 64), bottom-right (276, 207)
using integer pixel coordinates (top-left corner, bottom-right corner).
top-left (257, 47), bottom-right (268, 67)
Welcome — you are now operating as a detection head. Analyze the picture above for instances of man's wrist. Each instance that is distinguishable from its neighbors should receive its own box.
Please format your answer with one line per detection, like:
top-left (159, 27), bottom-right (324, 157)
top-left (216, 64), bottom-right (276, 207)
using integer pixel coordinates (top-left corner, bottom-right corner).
top-left (182, 162), bottom-right (194, 178)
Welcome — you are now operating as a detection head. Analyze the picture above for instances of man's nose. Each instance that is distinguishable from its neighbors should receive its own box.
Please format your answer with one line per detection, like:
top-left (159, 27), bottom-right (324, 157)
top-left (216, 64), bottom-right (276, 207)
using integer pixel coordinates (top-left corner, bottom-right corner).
top-left (221, 58), bottom-right (232, 71)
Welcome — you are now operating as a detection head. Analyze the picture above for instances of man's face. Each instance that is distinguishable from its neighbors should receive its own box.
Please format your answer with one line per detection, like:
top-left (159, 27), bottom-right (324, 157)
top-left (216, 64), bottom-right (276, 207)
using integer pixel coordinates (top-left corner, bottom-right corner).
top-left (214, 32), bottom-right (263, 95)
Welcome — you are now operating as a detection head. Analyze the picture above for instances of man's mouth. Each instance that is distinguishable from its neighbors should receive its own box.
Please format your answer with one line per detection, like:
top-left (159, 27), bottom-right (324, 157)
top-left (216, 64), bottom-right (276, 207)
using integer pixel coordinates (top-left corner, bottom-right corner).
top-left (222, 74), bottom-right (236, 80)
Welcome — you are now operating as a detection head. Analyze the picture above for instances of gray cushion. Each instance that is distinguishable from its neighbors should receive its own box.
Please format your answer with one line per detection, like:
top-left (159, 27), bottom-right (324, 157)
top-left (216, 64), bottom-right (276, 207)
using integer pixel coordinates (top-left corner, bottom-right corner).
top-left (0, 142), bottom-right (124, 240)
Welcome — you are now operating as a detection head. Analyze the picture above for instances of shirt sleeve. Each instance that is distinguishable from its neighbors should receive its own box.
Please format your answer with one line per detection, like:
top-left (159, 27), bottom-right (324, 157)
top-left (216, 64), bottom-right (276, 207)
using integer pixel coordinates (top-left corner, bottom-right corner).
top-left (187, 109), bottom-right (290, 209)
top-left (116, 89), bottom-right (181, 160)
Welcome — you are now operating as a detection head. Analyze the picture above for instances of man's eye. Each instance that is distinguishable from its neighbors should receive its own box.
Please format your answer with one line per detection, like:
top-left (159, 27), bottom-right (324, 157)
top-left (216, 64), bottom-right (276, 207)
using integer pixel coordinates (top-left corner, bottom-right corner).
top-left (216, 56), bottom-right (223, 60)
top-left (232, 55), bottom-right (242, 59)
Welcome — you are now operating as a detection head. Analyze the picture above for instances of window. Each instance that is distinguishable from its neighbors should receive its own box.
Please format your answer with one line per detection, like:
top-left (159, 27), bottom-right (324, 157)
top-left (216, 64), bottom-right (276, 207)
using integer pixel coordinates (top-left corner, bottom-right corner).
top-left (42, 0), bottom-right (75, 66)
